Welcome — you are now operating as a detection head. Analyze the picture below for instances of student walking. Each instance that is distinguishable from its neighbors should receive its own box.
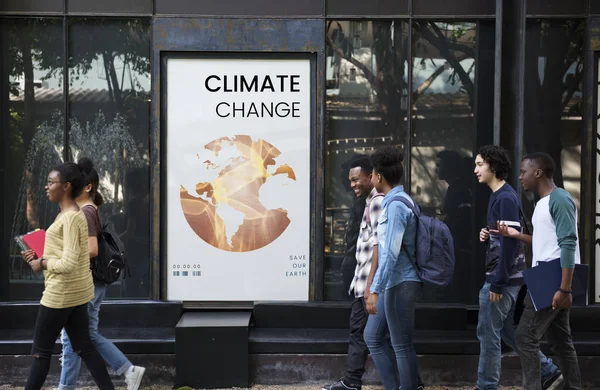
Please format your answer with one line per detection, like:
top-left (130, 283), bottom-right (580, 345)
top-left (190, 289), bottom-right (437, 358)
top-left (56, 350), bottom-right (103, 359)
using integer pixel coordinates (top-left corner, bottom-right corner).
top-left (323, 156), bottom-right (384, 390)
top-left (57, 158), bottom-right (146, 390)
top-left (497, 152), bottom-right (582, 390)
top-left (21, 163), bottom-right (114, 390)
top-left (474, 146), bottom-right (561, 390)
top-left (364, 146), bottom-right (422, 390)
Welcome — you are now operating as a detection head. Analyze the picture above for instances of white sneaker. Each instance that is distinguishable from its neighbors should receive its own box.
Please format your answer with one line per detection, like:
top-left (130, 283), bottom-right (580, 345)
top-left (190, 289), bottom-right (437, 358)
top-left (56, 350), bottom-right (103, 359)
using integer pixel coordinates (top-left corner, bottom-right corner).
top-left (124, 365), bottom-right (146, 390)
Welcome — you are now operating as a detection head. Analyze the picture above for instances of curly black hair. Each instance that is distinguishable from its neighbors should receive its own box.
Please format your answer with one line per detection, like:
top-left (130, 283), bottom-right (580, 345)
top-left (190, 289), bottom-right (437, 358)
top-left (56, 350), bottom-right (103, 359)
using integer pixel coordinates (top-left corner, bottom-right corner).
top-left (477, 145), bottom-right (511, 180)
top-left (370, 146), bottom-right (404, 186)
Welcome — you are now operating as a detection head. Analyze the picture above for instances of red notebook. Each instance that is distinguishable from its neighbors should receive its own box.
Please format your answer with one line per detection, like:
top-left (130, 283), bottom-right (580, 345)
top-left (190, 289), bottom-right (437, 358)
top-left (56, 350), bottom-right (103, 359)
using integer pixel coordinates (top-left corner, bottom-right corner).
top-left (22, 229), bottom-right (46, 258)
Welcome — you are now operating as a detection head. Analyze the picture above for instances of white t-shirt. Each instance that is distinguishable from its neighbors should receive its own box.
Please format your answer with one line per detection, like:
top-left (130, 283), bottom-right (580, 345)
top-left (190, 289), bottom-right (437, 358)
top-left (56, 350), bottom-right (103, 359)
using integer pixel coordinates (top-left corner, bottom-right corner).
top-left (531, 188), bottom-right (580, 268)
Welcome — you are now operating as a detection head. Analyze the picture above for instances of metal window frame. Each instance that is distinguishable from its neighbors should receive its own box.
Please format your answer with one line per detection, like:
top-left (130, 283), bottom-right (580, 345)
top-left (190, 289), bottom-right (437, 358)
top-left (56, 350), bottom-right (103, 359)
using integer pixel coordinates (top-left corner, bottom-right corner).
top-left (0, 0), bottom-right (154, 16)
top-left (526, 0), bottom-right (587, 17)
top-left (154, 0), bottom-right (323, 17)
top-left (406, 18), bottom-right (414, 188)
top-left (0, 0), bottom-right (64, 15)
top-left (0, 0), bottom-right (595, 17)
top-left (586, 18), bottom-right (600, 304)
top-left (67, 0), bottom-right (153, 15)
top-left (411, 0), bottom-right (495, 18)
top-left (326, 0), bottom-right (409, 18)
top-left (0, 20), bottom-right (8, 300)
top-left (0, 0), bottom-right (539, 19)
top-left (63, 15), bottom-right (69, 161)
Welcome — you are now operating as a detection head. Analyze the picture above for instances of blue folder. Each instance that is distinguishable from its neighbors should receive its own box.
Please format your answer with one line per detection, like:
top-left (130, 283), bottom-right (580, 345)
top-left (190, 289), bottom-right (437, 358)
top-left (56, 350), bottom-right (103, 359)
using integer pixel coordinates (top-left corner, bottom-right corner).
top-left (522, 258), bottom-right (588, 311)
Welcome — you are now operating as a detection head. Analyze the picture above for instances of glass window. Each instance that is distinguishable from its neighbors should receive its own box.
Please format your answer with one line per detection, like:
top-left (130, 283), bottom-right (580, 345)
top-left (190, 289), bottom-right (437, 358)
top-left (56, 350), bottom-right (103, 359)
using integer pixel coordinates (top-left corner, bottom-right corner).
top-left (410, 21), bottom-right (479, 304)
top-left (523, 20), bottom-right (584, 213)
top-left (323, 20), bottom-right (492, 304)
top-left (325, 20), bottom-right (410, 300)
top-left (68, 18), bottom-right (152, 298)
top-left (1, 18), bottom-right (64, 300)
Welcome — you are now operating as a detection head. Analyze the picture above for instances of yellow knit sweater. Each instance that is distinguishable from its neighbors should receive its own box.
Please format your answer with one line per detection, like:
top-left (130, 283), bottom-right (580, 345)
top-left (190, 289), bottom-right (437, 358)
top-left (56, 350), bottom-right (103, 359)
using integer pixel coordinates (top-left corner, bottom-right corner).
top-left (41, 210), bottom-right (94, 309)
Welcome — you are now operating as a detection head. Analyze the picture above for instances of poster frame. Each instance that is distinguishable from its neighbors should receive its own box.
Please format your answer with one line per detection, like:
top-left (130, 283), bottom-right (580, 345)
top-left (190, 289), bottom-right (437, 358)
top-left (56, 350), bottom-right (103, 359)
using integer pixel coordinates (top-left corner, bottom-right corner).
top-left (159, 51), bottom-right (317, 305)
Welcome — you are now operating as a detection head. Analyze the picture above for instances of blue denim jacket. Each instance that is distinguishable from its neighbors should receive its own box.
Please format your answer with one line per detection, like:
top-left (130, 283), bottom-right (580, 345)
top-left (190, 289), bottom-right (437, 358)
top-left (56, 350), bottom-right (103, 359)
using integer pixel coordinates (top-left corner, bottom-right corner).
top-left (370, 185), bottom-right (420, 294)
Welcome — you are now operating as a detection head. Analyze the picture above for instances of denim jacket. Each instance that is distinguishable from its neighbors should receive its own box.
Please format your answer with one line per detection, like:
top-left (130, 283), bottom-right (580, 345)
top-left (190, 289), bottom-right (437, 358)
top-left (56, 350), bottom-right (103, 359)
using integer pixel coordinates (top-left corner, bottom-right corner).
top-left (370, 186), bottom-right (420, 294)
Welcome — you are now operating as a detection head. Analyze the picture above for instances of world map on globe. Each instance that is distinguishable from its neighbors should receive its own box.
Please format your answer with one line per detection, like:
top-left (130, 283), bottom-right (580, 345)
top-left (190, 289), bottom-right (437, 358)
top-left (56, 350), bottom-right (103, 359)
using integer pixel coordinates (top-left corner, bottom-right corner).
top-left (180, 135), bottom-right (296, 252)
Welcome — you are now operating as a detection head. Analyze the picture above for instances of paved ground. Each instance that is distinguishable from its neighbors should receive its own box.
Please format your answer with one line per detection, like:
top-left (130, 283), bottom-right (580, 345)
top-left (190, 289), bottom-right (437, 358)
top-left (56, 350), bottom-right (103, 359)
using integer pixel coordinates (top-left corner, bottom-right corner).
top-left (0, 385), bottom-right (520, 390)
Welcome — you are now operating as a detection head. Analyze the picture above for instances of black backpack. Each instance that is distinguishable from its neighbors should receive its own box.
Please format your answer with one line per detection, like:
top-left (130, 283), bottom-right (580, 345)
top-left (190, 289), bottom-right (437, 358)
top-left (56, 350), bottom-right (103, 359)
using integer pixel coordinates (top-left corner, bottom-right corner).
top-left (92, 221), bottom-right (129, 285)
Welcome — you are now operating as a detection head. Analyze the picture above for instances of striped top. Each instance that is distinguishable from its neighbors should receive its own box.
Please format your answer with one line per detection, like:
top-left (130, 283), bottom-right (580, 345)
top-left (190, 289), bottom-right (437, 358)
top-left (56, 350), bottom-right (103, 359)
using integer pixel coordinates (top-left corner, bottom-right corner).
top-left (41, 210), bottom-right (94, 309)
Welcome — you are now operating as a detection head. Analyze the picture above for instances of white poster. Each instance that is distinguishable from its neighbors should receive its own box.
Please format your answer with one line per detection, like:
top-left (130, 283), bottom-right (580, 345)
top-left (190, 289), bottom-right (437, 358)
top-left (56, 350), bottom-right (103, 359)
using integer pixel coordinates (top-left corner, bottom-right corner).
top-left (166, 57), bottom-right (311, 301)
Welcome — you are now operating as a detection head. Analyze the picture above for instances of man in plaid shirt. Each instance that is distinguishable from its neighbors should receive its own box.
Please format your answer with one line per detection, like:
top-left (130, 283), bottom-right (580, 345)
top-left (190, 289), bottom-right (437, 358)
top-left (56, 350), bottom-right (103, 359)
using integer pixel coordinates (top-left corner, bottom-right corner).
top-left (323, 156), bottom-right (383, 390)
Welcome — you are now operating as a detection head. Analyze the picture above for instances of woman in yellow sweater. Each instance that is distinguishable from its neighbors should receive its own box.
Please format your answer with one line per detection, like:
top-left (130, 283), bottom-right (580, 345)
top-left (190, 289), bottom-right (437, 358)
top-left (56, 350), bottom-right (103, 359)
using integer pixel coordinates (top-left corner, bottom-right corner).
top-left (21, 162), bottom-right (114, 390)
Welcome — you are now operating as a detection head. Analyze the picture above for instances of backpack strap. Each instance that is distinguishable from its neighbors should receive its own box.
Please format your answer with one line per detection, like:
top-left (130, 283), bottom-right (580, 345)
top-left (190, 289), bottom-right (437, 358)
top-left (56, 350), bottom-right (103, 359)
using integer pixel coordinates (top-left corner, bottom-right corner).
top-left (393, 197), bottom-right (422, 276)
top-left (95, 207), bottom-right (103, 234)
top-left (396, 196), bottom-right (420, 217)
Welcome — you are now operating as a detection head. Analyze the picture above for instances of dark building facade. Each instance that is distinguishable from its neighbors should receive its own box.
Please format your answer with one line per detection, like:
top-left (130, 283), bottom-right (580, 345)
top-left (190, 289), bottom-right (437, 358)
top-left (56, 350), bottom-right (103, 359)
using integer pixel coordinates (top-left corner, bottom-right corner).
top-left (1, 0), bottom-right (600, 387)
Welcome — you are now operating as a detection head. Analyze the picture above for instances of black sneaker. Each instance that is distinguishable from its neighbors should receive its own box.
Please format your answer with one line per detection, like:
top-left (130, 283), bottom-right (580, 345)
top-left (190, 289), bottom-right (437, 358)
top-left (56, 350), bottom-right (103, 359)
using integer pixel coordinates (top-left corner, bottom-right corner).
top-left (542, 371), bottom-right (564, 390)
top-left (322, 380), bottom-right (361, 390)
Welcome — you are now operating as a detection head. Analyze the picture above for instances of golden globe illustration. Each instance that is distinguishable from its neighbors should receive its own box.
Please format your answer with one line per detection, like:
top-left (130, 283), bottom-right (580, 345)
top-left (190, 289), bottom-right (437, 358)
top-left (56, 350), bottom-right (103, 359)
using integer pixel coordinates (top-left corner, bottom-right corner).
top-left (180, 135), bottom-right (296, 252)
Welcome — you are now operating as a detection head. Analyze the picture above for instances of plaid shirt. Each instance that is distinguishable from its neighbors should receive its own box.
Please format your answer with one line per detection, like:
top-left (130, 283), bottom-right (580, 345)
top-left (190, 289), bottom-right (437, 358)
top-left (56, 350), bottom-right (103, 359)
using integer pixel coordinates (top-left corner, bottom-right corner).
top-left (349, 188), bottom-right (383, 298)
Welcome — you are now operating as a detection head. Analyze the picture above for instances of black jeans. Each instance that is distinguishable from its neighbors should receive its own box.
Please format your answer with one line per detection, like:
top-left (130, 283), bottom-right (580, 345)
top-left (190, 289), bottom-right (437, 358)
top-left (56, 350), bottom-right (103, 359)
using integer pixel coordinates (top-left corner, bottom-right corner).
top-left (516, 293), bottom-right (581, 390)
top-left (342, 265), bottom-right (356, 301)
top-left (25, 303), bottom-right (115, 390)
top-left (344, 297), bottom-right (369, 385)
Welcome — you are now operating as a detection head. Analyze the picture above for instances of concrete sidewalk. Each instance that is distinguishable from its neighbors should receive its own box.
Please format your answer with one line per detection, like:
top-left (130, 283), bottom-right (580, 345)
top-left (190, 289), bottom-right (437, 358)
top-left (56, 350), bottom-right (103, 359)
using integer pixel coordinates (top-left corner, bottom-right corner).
top-left (0, 386), bottom-right (521, 390)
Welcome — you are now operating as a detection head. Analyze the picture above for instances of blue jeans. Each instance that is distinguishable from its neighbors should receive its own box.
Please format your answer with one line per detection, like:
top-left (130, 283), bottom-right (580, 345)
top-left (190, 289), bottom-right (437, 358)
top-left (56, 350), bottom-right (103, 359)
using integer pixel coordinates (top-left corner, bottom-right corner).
top-left (59, 283), bottom-right (132, 390)
top-left (365, 282), bottom-right (422, 390)
top-left (477, 283), bottom-right (559, 390)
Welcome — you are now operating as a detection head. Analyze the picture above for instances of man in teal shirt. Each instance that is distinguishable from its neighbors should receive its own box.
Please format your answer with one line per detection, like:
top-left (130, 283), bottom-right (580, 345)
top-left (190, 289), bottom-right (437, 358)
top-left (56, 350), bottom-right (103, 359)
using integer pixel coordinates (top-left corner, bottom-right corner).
top-left (497, 152), bottom-right (581, 390)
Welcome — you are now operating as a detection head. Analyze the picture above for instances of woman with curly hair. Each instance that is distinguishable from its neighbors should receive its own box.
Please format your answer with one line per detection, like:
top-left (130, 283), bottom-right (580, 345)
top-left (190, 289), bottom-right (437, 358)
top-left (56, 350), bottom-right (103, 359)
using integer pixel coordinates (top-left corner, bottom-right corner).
top-left (363, 146), bottom-right (423, 390)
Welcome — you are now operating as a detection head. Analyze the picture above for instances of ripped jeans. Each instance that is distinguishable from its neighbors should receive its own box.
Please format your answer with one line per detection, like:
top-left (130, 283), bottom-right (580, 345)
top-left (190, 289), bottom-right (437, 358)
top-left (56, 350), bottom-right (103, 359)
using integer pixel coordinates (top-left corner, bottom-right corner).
top-left (59, 282), bottom-right (132, 389)
top-left (25, 303), bottom-right (114, 390)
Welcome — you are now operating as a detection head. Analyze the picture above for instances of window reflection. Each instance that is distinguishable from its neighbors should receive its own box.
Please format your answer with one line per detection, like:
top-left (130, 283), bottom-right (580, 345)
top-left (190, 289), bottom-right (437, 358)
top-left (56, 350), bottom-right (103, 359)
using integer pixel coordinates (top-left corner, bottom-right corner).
top-left (411, 22), bottom-right (478, 303)
top-left (68, 18), bottom-right (151, 298)
top-left (1, 18), bottom-right (152, 301)
top-left (325, 20), bottom-right (409, 300)
top-left (2, 18), bottom-right (64, 300)
top-left (524, 20), bottom-right (583, 212)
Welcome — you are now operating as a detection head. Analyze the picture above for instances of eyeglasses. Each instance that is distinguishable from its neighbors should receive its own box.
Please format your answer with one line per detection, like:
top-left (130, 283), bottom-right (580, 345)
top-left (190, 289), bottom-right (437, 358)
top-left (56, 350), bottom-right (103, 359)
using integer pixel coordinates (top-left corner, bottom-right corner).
top-left (47, 179), bottom-right (64, 186)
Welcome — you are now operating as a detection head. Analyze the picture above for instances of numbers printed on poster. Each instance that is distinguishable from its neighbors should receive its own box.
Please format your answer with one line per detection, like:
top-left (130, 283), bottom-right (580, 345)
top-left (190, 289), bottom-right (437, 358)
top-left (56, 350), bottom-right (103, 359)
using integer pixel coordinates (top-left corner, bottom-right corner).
top-left (172, 264), bottom-right (201, 277)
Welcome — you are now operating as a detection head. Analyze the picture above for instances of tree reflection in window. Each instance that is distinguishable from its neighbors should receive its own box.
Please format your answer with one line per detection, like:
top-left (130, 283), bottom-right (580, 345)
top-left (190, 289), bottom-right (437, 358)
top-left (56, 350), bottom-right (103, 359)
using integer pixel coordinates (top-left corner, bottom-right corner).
top-left (324, 20), bottom-right (481, 302)
top-left (524, 20), bottom-right (584, 210)
top-left (1, 18), bottom-right (152, 299)
top-left (4, 18), bottom-right (64, 289)
top-left (69, 18), bottom-right (152, 298)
